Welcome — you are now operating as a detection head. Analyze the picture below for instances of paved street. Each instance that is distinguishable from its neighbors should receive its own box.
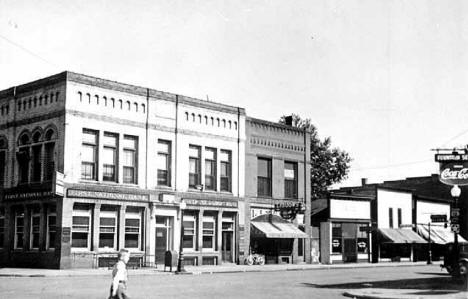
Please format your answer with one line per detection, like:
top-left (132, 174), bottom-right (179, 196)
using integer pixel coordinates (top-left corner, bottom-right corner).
top-left (0, 265), bottom-right (466, 299)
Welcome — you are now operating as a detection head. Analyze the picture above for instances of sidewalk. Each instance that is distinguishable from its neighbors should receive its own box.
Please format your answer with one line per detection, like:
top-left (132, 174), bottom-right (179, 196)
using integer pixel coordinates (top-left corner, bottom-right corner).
top-left (0, 261), bottom-right (441, 277)
top-left (343, 288), bottom-right (468, 299)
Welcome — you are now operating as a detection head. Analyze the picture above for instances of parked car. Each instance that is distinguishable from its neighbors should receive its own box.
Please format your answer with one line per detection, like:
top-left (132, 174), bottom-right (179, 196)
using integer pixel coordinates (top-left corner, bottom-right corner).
top-left (441, 242), bottom-right (468, 280)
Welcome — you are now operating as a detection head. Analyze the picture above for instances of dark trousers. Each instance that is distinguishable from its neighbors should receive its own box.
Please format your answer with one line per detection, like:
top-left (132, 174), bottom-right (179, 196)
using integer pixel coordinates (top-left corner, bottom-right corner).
top-left (109, 282), bottom-right (129, 299)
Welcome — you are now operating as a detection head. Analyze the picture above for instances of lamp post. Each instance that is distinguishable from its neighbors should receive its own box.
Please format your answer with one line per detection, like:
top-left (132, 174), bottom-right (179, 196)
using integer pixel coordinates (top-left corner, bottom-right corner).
top-left (176, 200), bottom-right (187, 273)
top-left (451, 185), bottom-right (461, 275)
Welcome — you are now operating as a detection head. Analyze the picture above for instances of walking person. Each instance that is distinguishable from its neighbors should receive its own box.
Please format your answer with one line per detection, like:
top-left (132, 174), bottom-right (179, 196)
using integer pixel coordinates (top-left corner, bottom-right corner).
top-left (109, 249), bottom-right (131, 299)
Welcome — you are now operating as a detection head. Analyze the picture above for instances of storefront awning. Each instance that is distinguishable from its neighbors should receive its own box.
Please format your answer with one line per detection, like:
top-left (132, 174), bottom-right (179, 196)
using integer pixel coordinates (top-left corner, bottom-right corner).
top-left (417, 225), bottom-right (468, 244)
top-left (251, 214), bottom-right (308, 239)
top-left (378, 228), bottom-right (427, 244)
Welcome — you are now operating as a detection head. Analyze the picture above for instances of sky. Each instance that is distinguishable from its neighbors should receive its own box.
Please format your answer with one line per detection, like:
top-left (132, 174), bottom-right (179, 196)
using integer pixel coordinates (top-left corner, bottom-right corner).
top-left (1, 0), bottom-right (467, 187)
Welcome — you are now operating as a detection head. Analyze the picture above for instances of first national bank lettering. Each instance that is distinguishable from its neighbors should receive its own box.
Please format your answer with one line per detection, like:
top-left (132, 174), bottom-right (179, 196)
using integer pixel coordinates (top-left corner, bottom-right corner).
top-left (67, 189), bottom-right (148, 201)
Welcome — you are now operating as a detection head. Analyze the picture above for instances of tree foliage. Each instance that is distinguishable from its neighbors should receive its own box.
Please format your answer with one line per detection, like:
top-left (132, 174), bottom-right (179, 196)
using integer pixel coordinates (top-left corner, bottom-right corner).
top-left (279, 114), bottom-right (352, 198)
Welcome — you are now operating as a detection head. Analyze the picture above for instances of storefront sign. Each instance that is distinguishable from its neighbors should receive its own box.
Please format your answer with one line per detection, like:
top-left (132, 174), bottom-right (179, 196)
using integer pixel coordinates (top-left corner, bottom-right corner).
top-left (430, 214), bottom-right (447, 223)
top-left (184, 199), bottom-right (237, 208)
top-left (250, 208), bottom-right (280, 219)
top-left (4, 190), bottom-right (54, 200)
top-left (274, 202), bottom-right (303, 220)
top-left (53, 171), bottom-right (65, 196)
top-left (67, 189), bottom-right (149, 201)
top-left (330, 199), bottom-right (370, 219)
top-left (435, 154), bottom-right (468, 162)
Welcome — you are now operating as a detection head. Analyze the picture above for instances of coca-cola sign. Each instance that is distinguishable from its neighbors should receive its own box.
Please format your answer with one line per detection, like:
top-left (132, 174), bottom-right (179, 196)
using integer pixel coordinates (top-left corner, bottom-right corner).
top-left (439, 162), bottom-right (468, 186)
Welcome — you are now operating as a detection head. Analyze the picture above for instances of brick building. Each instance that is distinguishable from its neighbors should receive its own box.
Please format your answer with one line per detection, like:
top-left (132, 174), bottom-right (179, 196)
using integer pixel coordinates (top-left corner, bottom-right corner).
top-left (241, 117), bottom-right (312, 264)
top-left (0, 72), bottom-right (246, 268)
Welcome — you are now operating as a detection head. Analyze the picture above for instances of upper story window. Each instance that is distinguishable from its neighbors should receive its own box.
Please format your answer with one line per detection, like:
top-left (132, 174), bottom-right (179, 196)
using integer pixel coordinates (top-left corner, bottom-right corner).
top-left (284, 161), bottom-right (298, 199)
top-left (43, 128), bottom-right (56, 181)
top-left (204, 148), bottom-right (216, 191)
top-left (81, 129), bottom-right (98, 180)
top-left (257, 157), bottom-right (272, 197)
top-left (397, 208), bottom-right (402, 228)
top-left (157, 140), bottom-right (171, 187)
top-left (17, 133), bottom-right (31, 184)
top-left (31, 132), bottom-right (42, 183)
top-left (189, 145), bottom-right (201, 189)
top-left (220, 150), bottom-right (231, 192)
top-left (123, 135), bottom-right (138, 184)
top-left (103, 133), bottom-right (118, 182)
top-left (0, 137), bottom-right (7, 187)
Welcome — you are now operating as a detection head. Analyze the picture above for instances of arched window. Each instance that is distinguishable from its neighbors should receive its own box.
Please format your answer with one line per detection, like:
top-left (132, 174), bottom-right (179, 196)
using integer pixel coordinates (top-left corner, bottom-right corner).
top-left (198, 114), bottom-right (202, 123)
top-left (211, 117), bottom-right (214, 125)
top-left (204, 116), bottom-right (208, 124)
top-left (95, 95), bottom-right (99, 105)
top-left (43, 127), bottom-right (57, 181)
top-left (103, 96), bottom-right (108, 106)
top-left (31, 130), bottom-right (43, 182)
top-left (44, 95), bottom-right (48, 105)
top-left (185, 112), bottom-right (189, 121)
top-left (28, 98), bottom-right (32, 109)
top-left (191, 113), bottom-right (195, 122)
top-left (86, 93), bottom-right (91, 104)
top-left (141, 103), bottom-right (146, 113)
top-left (234, 121), bottom-right (238, 130)
top-left (55, 92), bottom-right (60, 102)
top-left (216, 118), bottom-right (220, 127)
top-left (111, 98), bottom-right (115, 108)
top-left (228, 120), bottom-right (232, 129)
top-left (39, 96), bottom-right (42, 106)
top-left (222, 119), bottom-right (226, 128)
top-left (126, 101), bottom-right (131, 110)
top-left (17, 101), bottom-right (21, 111)
top-left (50, 93), bottom-right (55, 103)
top-left (33, 97), bottom-right (37, 107)
top-left (134, 102), bottom-right (138, 112)
top-left (119, 99), bottom-right (123, 109)
top-left (78, 92), bottom-right (82, 102)
top-left (17, 131), bottom-right (31, 184)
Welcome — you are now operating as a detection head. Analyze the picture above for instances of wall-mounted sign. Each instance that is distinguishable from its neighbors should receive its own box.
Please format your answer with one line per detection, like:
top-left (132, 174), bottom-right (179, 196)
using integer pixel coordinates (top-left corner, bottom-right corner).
top-left (435, 154), bottom-right (468, 162)
top-left (4, 190), bottom-right (54, 201)
top-left (67, 189), bottom-right (149, 201)
top-left (184, 198), bottom-right (237, 208)
top-left (274, 202), bottom-right (303, 220)
top-left (53, 171), bottom-right (65, 196)
top-left (438, 162), bottom-right (468, 186)
top-left (430, 214), bottom-right (447, 223)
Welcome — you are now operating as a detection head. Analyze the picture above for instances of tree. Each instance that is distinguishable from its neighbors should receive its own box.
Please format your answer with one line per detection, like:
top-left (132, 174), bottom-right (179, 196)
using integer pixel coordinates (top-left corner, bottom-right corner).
top-left (279, 114), bottom-right (352, 198)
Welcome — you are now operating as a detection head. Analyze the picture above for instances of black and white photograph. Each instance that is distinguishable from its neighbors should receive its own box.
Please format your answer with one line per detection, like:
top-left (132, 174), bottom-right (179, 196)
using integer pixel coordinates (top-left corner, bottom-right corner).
top-left (0, 1), bottom-right (467, 298)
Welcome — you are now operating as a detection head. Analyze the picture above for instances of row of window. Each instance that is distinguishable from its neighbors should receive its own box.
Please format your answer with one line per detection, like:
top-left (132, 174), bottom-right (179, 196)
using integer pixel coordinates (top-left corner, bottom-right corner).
top-left (331, 222), bottom-right (369, 254)
top-left (16, 128), bottom-right (57, 185)
top-left (2, 208), bottom-right (57, 251)
top-left (80, 129), bottom-right (233, 192)
top-left (188, 145), bottom-right (232, 192)
top-left (17, 92), bottom-right (60, 112)
top-left (81, 129), bottom-right (138, 184)
top-left (72, 205), bottom-right (143, 251)
top-left (78, 92), bottom-right (146, 113)
top-left (183, 212), bottom-right (235, 251)
top-left (388, 208), bottom-right (403, 228)
top-left (185, 112), bottom-right (238, 130)
top-left (257, 157), bottom-right (298, 199)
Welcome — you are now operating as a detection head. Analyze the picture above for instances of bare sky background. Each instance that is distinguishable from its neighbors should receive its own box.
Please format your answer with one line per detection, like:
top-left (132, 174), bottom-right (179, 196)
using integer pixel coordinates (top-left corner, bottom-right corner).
top-left (1, 0), bottom-right (467, 187)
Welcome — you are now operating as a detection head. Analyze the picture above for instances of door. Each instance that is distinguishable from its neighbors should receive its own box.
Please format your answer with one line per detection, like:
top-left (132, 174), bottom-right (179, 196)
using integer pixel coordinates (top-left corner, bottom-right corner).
top-left (343, 238), bottom-right (357, 263)
top-left (222, 231), bottom-right (233, 262)
top-left (155, 216), bottom-right (173, 264)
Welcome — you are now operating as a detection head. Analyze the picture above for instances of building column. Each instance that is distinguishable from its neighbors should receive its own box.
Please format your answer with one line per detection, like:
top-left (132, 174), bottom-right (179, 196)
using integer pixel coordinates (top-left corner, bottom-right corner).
top-left (198, 209), bottom-right (204, 260)
top-left (118, 205), bottom-right (126, 250)
top-left (320, 221), bottom-right (331, 264)
top-left (39, 203), bottom-right (46, 251)
top-left (145, 205), bottom-right (153, 266)
top-left (4, 205), bottom-right (11, 262)
top-left (92, 203), bottom-right (101, 252)
top-left (57, 196), bottom-right (73, 269)
top-left (217, 210), bottom-right (223, 265)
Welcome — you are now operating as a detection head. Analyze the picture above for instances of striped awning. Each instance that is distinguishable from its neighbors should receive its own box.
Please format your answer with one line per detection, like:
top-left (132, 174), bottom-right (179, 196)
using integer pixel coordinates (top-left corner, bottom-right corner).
top-left (378, 228), bottom-right (427, 244)
top-left (417, 225), bottom-right (467, 244)
top-left (250, 214), bottom-right (308, 239)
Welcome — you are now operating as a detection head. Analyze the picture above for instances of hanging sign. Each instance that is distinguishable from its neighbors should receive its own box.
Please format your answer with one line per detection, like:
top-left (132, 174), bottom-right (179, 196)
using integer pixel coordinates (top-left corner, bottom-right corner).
top-left (435, 153), bottom-right (468, 186)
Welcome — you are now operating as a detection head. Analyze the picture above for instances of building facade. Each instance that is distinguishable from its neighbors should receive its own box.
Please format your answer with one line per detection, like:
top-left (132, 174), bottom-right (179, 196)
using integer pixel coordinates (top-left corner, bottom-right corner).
top-left (241, 117), bottom-right (312, 264)
top-left (0, 72), bottom-right (246, 268)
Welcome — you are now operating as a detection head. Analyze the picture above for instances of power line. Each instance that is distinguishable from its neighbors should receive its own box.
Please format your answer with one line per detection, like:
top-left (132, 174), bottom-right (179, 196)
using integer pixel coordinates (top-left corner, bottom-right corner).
top-left (0, 34), bottom-right (59, 68)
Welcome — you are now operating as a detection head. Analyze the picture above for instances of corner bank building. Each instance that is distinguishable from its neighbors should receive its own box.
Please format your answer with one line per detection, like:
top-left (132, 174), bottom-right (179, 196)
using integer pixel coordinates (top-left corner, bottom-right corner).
top-left (0, 72), bottom-right (249, 268)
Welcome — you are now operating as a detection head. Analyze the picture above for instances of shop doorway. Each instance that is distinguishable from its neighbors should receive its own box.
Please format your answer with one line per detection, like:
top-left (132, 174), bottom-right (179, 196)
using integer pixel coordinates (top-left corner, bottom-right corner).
top-left (343, 238), bottom-right (357, 262)
top-left (222, 220), bottom-right (234, 263)
top-left (155, 216), bottom-right (173, 264)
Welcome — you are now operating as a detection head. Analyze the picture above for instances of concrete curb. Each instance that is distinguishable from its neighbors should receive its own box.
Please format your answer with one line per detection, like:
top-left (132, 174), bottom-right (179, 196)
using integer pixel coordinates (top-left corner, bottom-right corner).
top-left (343, 291), bottom-right (398, 299)
top-left (0, 262), bottom-right (440, 278)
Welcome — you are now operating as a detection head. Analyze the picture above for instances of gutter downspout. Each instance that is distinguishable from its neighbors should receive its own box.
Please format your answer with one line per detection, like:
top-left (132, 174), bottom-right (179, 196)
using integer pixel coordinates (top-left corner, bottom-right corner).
top-left (175, 95), bottom-right (179, 191)
top-left (237, 107), bottom-right (240, 197)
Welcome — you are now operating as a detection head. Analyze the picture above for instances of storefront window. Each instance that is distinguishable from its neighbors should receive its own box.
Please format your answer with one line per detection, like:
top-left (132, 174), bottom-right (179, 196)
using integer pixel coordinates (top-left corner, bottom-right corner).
top-left (72, 207), bottom-right (91, 249)
top-left (125, 211), bottom-right (141, 249)
top-left (183, 214), bottom-right (196, 250)
top-left (331, 223), bottom-right (342, 254)
top-left (47, 209), bottom-right (56, 250)
top-left (15, 210), bottom-right (24, 249)
top-left (202, 215), bottom-right (216, 250)
top-left (0, 208), bottom-right (5, 248)
top-left (30, 210), bottom-right (41, 249)
top-left (99, 210), bottom-right (117, 250)
top-left (357, 224), bottom-right (369, 254)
